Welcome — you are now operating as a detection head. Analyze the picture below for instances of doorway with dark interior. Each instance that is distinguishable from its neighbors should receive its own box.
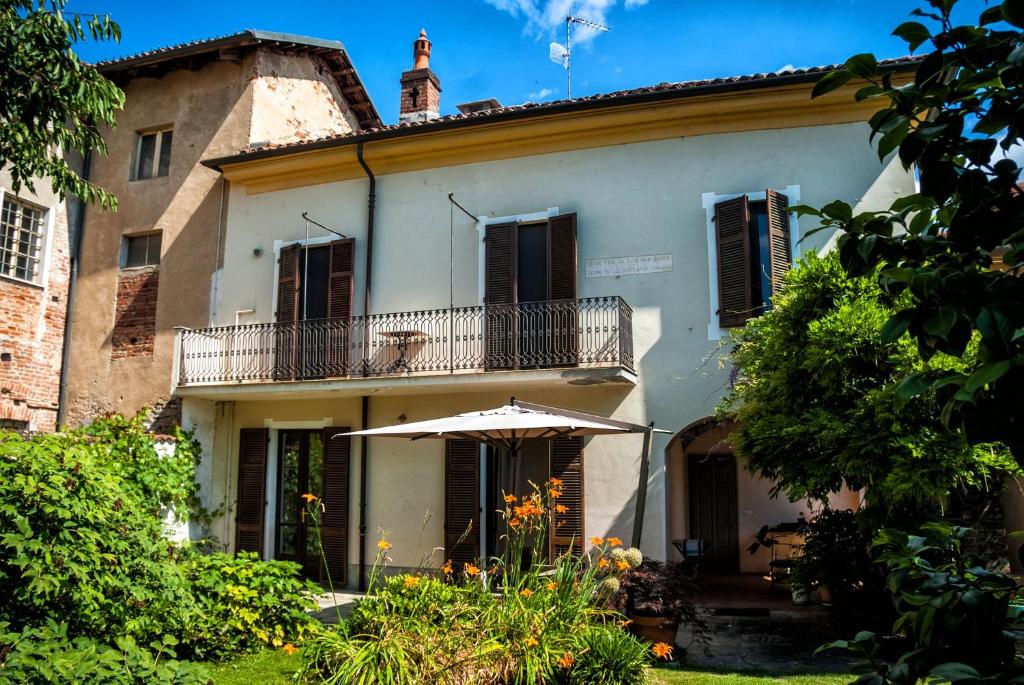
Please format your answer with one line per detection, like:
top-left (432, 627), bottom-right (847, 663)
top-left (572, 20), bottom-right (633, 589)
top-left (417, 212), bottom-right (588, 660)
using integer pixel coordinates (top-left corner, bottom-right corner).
top-left (687, 453), bottom-right (739, 574)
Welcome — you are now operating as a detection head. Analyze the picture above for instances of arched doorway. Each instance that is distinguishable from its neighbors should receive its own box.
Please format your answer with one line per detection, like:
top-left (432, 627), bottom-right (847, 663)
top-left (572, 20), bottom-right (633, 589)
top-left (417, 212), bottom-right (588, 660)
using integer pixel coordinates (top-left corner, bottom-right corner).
top-left (665, 418), bottom-right (739, 573)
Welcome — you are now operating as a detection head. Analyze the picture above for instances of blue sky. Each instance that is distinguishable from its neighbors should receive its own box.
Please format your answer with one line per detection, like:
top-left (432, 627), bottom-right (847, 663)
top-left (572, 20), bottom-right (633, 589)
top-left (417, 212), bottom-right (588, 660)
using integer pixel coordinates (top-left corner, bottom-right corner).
top-left (71, 0), bottom-right (990, 125)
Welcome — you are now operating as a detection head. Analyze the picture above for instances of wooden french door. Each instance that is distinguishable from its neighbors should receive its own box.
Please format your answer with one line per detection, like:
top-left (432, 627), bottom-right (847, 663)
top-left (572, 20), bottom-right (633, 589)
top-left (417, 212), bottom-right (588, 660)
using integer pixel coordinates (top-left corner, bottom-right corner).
top-left (275, 428), bottom-right (350, 584)
top-left (687, 453), bottom-right (739, 574)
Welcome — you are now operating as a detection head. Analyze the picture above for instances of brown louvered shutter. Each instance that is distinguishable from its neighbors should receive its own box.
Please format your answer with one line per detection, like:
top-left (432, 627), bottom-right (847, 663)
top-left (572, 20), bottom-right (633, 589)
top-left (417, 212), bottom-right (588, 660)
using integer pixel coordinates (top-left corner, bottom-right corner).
top-left (325, 239), bottom-right (355, 377)
top-left (320, 428), bottom-right (351, 585)
top-left (485, 222), bottom-right (517, 370)
top-left (444, 439), bottom-right (480, 570)
top-left (715, 196), bottom-right (753, 328)
top-left (274, 244), bottom-right (302, 379)
top-left (550, 436), bottom-right (584, 557)
top-left (236, 428), bottom-right (268, 556)
top-left (765, 189), bottom-right (792, 304)
top-left (547, 213), bottom-right (578, 366)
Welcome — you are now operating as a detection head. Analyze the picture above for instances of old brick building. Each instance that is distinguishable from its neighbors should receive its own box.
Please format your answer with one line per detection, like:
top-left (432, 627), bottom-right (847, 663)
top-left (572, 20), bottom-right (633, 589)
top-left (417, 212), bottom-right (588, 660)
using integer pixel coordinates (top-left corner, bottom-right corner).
top-left (0, 170), bottom-right (72, 432)
top-left (62, 31), bottom-right (379, 431)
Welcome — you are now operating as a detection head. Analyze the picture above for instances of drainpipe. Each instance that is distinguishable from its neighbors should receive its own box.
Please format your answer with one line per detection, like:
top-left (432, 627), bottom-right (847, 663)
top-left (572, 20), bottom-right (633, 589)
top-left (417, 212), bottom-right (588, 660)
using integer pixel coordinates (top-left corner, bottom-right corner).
top-left (355, 141), bottom-right (376, 591)
top-left (56, 151), bottom-right (91, 429)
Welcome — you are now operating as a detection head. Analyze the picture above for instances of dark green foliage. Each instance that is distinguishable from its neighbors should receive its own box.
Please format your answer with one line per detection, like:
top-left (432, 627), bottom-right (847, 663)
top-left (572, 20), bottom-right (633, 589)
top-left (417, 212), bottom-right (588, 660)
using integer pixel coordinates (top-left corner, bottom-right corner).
top-left (820, 523), bottom-right (1024, 684)
top-left (0, 0), bottom-right (124, 209)
top-left (566, 625), bottom-right (650, 685)
top-left (790, 509), bottom-right (874, 602)
top-left (0, 416), bottom-right (318, 682)
top-left (720, 252), bottom-right (1017, 509)
top-left (800, 0), bottom-right (1024, 459)
top-left (0, 621), bottom-right (209, 684)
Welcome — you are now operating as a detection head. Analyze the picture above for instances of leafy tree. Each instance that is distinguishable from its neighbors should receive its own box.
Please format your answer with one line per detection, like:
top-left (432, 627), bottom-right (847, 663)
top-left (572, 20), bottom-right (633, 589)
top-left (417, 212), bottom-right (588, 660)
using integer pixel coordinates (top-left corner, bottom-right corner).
top-left (802, 0), bottom-right (1024, 459)
top-left (0, 0), bottom-right (123, 209)
top-left (719, 253), bottom-right (1017, 509)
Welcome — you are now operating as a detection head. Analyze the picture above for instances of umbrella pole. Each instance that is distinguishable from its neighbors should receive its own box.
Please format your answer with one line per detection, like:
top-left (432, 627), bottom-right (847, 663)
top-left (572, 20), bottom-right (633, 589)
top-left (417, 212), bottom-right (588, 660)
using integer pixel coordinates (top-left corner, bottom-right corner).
top-left (631, 422), bottom-right (655, 549)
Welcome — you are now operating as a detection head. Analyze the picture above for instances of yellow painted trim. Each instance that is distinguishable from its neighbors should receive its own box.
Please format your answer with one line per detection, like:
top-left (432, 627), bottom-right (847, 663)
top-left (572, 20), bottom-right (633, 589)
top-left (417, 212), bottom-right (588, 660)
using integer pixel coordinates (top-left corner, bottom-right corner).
top-left (222, 82), bottom-right (886, 194)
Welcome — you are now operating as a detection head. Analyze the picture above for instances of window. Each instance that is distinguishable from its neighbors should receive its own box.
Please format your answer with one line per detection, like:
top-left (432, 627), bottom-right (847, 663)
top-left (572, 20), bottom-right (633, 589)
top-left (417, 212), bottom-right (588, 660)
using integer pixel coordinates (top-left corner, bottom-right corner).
top-left (0, 195), bottom-right (47, 284)
top-left (131, 128), bottom-right (173, 180)
top-left (713, 189), bottom-right (792, 328)
top-left (122, 233), bottom-right (162, 268)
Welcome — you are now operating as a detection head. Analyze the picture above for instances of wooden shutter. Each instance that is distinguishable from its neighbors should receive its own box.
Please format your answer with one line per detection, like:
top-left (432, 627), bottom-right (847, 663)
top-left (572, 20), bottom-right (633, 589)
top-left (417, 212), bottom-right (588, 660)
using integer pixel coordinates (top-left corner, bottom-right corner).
top-left (550, 436), bottom-right (584, 557)
top-left (444, 439), bottom-right (480, 570)
top-left (765, 189), bottom-right (792, 303)
top-left (235, 428), bottom-right (268, 556)
top-left (547, 213), bottom-right (578, 366)
top-left (274, 244), bottom-right (301, 379)
top-left (320, 428), bottom-right (351, 585)
top-left (485, 222), bottom-right (517, 370)
top-left (325, 239), bottom-right (354, 377)
top-left (715, 196), bottom-right (753, 328)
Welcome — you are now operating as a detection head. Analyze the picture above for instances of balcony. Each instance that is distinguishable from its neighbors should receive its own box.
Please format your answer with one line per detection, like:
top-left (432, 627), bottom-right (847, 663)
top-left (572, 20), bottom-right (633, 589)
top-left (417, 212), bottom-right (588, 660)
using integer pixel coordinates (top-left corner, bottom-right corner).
top-left (175, 297), bottom-right (635, 398)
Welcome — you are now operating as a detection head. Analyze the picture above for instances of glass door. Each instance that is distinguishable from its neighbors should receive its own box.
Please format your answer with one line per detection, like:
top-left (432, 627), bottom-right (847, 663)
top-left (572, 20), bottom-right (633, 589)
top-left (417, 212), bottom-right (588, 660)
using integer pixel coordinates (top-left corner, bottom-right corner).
top-left (276, 430), bottom-right (325, 580)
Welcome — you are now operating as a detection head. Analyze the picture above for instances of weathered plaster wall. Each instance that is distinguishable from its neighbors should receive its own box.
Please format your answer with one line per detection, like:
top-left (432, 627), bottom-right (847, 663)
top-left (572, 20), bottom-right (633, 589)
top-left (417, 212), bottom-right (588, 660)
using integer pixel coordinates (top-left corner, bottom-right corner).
top-left (248, 49), bottom-right (359, 147)
top-left (206, 120), bottom-right (915, 578)
top-left (0, 172), bottom-right (70, 432)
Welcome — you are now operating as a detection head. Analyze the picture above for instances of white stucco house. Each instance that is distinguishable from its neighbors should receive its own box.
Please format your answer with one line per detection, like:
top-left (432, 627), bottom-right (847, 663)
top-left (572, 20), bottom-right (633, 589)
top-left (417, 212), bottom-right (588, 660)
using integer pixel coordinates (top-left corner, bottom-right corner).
top-left (171, 31), bottom-right (921, 589)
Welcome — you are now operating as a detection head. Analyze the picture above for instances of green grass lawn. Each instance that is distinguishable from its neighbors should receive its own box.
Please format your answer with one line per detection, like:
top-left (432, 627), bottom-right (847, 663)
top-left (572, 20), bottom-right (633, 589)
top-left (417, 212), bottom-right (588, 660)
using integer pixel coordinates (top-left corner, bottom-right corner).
top-left (651, 667), bottom-right (853, 685)
top-left (203, 649), bottom-right (303, 684)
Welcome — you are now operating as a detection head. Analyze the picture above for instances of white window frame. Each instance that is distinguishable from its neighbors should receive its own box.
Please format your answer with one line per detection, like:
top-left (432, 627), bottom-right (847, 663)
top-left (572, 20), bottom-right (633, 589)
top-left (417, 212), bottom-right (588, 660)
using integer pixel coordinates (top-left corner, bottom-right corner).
top-left (131, 127), bottom-right (174, 181)
top-left (0, 187), bottom-right (54, 288)
top-left (475, 207), bottom-right (560, 306)
top-left (701, 185), bottom-right (801, 341)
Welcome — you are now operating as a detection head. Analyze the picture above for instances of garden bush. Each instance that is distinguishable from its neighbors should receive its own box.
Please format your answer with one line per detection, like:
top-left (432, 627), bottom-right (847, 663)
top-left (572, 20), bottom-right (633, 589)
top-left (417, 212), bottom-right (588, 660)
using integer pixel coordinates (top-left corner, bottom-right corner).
top-left (0, 415), bottom-right (318, 682)
top-left (300, 481), bottom-right (662, 684)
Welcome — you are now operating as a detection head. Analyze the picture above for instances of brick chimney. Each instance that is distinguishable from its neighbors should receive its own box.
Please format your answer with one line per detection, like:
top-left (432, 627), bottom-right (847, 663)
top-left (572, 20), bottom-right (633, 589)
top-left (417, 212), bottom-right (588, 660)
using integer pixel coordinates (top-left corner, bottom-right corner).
top-left (400, 29), bottom-right (441, 124)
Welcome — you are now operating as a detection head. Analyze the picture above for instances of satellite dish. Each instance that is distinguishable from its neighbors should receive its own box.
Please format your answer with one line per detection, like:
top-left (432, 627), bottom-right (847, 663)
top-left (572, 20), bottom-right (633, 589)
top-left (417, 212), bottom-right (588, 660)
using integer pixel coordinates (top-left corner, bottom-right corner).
top-left (549, 42), bottom-right (568, 68)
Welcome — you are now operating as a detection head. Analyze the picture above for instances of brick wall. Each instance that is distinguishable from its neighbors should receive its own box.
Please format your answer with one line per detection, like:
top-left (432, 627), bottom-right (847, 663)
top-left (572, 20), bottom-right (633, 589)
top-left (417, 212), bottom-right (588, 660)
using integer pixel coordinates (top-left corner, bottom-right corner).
top-left (399, 68), bottom-right (441, 122)
top-left (0, 228), bottom-right (70, 433)
top-left (111, 269), bottom-right (159, 360)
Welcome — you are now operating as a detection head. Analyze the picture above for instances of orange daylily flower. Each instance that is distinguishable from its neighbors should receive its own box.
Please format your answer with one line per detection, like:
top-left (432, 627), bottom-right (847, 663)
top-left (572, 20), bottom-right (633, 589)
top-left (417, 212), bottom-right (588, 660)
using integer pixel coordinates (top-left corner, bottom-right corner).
top-left (464, 563), bottom-right (481, 577)
top-left (616, 560), bottom-right (630, 571)
top-left (519, 588), bottom-right (534, 598)
top-left (549, 489), bottom-right (562, 498)
top-left (301, 493), bottom-right (318, 503)
top-left (403, 575), bottom-right (421, 589)
top-left (282, 643), bottom-right (298, 655)
top-left (545, 581), bottom-right (558, 591)
top-left (606, 537), bottom-right (623, 547)
top-left (377, 540), bottom-right (392, 550)
top-left (549, 477), bottom-right (564, 487)
top-left (509, 517), bottom-right (522, 528)
top-left (555, 504), bottom-right (568, 514)
top-left (441, 560), bottom-right (453, 575)
top-left (598, 557), bottom-right (610, 570)
top-left (618, 619), bottom-right (633, 628)
top-left (504, 493), bottom-right (517, 503)
top-left (558, 652), bottom-right (574, 669)
top-left (652, 642), bottom-right (673, 659)
top-left (590, 537), bottom-right (604, 546)
top-left (525, 636), bottom-right (539, 648)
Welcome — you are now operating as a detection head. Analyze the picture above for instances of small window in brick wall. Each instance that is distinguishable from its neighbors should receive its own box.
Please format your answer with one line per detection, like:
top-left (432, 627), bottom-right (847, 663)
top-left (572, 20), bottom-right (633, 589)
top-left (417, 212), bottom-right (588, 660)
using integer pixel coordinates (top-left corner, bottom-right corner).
top-left (122, 233), bottom-right (161, 269)
top-left (131, 128), bottom-right (173, 181)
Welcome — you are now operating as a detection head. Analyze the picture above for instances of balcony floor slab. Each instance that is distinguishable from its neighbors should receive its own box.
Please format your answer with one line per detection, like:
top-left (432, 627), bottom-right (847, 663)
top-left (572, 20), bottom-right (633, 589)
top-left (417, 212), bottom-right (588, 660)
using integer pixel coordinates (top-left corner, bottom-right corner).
top-left (174, 365), bottom-right (637, 401)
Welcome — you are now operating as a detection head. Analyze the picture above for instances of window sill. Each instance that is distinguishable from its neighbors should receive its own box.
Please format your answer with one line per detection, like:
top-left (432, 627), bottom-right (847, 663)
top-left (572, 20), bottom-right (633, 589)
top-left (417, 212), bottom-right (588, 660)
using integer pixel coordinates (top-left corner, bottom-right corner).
top-left (119, 264), bottom-right (160, 274)
top-left (0, 273), bottom-right (43, 290)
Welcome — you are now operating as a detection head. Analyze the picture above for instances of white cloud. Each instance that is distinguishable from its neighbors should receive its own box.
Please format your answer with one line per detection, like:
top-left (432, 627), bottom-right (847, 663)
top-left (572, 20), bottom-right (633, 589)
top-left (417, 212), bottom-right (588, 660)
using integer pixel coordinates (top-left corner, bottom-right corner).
top-left (483, 0), bottom-right (640, 46)
top-left (528, 87), bottom-right (555, 100)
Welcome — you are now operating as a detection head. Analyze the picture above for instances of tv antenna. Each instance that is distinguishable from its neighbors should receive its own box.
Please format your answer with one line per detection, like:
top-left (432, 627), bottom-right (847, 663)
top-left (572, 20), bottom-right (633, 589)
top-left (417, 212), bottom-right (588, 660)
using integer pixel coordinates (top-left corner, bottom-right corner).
top-left (549, 13), bottom-right (609, 99)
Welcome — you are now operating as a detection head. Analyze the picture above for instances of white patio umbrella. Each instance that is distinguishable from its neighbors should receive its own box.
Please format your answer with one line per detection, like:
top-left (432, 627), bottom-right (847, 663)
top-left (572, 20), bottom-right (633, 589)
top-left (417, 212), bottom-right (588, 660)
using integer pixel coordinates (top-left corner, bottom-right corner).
top-left (338, 397), bottom-right (669, 547)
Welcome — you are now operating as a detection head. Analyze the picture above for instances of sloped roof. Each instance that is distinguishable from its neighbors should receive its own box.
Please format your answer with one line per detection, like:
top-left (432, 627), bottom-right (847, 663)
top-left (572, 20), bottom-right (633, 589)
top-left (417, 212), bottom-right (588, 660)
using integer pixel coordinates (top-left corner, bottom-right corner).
top-left (96, 30), bottom-right (381, 129)
top-left (205, 55), bottom-right (921, 168)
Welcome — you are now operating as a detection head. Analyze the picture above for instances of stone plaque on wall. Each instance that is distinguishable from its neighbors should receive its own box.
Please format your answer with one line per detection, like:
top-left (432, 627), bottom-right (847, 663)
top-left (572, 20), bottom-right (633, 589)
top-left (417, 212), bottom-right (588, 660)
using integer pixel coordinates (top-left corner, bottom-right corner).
top-left (584, 254), bottom-right (673, 278)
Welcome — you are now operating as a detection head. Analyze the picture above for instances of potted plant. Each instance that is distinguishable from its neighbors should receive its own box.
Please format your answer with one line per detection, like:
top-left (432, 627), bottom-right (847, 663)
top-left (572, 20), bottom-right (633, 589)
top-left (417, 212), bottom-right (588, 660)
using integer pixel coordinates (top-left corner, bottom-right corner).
top-left (614, 559), bottom-right (710, 655)
top-left (789, 508), bottom-right (872, 607)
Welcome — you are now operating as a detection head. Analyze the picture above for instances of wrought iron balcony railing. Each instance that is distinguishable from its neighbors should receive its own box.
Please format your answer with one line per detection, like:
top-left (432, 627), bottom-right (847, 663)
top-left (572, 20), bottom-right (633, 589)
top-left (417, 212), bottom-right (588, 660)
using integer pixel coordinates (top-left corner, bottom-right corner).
top-left (177, 296), bottom-right (634, 385)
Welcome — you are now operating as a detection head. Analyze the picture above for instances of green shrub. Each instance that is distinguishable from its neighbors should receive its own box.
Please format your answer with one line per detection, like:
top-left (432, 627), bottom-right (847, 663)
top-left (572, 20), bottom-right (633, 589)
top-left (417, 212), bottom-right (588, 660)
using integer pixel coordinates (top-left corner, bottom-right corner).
top-left (0, 620), bottom-right (209, 684)
top-left (566, 624), bottom-right (650, 685)
top-left (180, 551), bottom-right (319, 660)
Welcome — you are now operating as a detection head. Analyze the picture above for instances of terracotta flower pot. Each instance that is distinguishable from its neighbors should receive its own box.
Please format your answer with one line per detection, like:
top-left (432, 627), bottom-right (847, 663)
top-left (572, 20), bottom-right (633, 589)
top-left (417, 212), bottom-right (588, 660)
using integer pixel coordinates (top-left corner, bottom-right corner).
top-left (628, 613), bottom-right (679, 647)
